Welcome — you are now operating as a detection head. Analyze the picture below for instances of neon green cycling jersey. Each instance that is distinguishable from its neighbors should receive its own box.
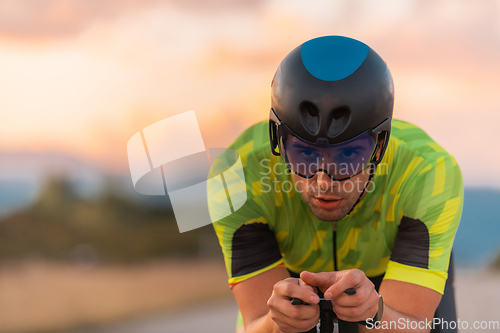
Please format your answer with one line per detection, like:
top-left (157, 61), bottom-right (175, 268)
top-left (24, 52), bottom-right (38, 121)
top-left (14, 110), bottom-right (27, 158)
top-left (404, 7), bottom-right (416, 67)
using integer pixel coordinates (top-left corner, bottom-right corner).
top-left (211, 119), bottom-right (463, 295)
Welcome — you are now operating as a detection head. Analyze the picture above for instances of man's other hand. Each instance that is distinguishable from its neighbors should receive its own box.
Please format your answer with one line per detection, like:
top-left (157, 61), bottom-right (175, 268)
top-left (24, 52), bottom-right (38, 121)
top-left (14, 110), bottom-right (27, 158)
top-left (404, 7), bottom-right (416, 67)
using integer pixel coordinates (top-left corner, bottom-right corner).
top-left (300, 270), bottom-right (379, 323)
top-left (267, 277), bottom-right (320, 333)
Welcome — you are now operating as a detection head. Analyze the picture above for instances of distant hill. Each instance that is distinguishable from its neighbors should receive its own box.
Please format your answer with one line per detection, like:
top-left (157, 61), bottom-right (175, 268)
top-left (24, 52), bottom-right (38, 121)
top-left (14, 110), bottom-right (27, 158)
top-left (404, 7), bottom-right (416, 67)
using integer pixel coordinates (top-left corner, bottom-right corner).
top-left (0, 151), bottom-right (170, 215)
top-left (0, 177), bottom-right (220, 263)
top-left (0, 151), bottom-right (106, 215)
top-left (0, 181), bottom-right (37, 216)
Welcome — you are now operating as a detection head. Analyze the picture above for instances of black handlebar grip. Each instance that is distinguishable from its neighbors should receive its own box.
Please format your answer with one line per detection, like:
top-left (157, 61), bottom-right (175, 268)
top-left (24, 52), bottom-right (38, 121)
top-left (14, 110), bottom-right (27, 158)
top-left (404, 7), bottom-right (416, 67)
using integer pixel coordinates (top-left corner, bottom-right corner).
top-left (291, 298), bottom-right (309, 305)
top-left (319, 299), bottom-right (334, 333)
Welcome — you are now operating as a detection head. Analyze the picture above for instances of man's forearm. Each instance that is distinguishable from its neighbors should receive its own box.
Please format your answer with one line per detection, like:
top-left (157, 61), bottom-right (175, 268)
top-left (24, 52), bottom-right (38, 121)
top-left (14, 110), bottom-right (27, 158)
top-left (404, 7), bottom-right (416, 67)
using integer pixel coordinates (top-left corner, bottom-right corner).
top-left (245, 312), bottom-right (282, 333)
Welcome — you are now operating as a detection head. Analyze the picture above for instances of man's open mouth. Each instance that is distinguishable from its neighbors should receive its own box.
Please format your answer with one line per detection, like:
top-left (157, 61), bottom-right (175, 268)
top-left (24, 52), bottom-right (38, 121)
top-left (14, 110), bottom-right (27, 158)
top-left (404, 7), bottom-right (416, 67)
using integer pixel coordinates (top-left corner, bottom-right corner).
top-left (313, 197), bottom-right (343, 210)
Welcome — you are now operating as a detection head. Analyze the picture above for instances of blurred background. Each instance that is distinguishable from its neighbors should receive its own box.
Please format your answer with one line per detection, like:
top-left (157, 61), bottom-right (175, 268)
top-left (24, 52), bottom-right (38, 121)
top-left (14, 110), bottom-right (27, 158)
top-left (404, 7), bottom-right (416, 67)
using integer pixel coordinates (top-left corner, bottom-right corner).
top-left (0, 0), bottom-right (499, 332)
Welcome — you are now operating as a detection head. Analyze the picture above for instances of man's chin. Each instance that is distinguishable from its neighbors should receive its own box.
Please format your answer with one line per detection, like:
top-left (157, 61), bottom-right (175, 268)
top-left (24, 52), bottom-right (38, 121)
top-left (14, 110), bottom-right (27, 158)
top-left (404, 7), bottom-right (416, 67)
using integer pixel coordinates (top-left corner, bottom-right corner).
top-left (310, 206), bottom-right (348, 222)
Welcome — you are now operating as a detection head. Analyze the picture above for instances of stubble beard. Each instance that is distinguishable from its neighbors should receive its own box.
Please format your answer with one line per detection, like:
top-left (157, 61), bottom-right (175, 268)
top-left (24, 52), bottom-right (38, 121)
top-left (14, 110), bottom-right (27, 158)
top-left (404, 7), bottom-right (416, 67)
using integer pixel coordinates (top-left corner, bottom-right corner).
top-left (304, 191), bottom-right (357, 222)
top-left (299, 177), bottom-right (368, 222)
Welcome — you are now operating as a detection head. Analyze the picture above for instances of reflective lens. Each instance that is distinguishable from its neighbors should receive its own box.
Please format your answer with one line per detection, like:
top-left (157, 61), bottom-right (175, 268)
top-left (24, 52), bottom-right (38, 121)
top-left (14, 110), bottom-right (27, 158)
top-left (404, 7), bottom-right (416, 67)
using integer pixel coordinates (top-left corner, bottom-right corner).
top-left (279, 126), bottom-right (377, 180)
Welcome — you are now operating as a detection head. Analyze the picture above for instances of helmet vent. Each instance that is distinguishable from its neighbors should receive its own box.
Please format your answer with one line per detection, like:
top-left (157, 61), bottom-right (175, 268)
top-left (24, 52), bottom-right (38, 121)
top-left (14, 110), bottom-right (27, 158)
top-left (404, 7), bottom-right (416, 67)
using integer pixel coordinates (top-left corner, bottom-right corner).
top-left (328, 107), bottom-right (350, 137)
top-left (299, 101), bottom-right (320, 135)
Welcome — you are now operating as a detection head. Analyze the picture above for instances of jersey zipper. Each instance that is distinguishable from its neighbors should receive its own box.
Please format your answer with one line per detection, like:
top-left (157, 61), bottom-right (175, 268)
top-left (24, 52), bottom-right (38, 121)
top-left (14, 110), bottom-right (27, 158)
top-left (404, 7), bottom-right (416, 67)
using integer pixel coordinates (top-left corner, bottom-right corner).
top-left (332, 222), bottom-right (338, 271)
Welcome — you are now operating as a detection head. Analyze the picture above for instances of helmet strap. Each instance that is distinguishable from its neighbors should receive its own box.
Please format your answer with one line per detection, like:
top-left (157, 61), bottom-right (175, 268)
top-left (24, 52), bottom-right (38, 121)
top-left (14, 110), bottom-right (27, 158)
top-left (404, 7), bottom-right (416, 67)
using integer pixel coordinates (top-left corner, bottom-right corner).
top-left (345, 163), bottom-right (376, 216)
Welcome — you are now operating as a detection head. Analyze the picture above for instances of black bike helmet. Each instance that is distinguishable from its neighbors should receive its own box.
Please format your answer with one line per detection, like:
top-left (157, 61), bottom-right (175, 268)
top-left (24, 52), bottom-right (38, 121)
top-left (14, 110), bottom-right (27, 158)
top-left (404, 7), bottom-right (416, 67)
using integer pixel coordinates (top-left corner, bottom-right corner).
top-left (269, 35), bottom-right (394, 172)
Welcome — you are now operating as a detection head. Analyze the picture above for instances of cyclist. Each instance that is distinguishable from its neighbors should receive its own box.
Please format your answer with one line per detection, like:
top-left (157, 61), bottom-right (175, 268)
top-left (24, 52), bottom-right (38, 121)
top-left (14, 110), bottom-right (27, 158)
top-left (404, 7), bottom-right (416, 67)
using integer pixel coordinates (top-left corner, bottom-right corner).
top-left (210, 36), bottom-right (463, 332)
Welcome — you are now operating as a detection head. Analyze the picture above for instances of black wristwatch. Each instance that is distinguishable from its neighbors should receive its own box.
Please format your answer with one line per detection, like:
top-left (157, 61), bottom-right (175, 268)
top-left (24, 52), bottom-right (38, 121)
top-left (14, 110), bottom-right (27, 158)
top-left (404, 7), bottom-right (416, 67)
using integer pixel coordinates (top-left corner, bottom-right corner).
top-left (358, 293), bottom-right (383, 328)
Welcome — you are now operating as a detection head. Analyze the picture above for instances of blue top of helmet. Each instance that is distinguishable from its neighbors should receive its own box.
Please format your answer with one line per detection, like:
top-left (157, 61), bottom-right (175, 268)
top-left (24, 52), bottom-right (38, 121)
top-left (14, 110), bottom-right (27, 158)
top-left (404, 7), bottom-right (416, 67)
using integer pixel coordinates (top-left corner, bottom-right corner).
top-left (300, 36), bottom-right (369, 81)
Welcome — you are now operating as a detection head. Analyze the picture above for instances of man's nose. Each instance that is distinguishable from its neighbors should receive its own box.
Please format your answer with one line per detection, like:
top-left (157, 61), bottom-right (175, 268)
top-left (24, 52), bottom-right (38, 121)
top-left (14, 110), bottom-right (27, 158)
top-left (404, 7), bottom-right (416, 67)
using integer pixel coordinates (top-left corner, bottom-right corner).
top-left (316, 171), bottom-right (336, 190)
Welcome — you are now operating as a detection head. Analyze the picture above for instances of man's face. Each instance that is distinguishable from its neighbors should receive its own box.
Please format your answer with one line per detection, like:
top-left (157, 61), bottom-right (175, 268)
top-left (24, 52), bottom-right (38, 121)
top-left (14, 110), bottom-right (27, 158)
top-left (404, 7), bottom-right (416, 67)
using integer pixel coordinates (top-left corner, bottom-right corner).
top-left (292, 167), bottom-right (372, 222)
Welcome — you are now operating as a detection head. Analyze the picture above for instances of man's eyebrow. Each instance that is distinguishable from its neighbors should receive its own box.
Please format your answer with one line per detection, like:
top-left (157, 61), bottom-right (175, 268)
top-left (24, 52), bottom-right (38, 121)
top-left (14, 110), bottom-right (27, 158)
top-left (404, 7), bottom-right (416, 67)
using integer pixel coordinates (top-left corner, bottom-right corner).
top-left (338, 139), bottom-right (372, 149)
top-left (340, 144), bottom-right (368, 150)
top-left (290, 142), bottom-right (312, 149)
top-left (291, 142), bottom-right (369, 150)
top-left (289, 138), bottom-right (372, 150)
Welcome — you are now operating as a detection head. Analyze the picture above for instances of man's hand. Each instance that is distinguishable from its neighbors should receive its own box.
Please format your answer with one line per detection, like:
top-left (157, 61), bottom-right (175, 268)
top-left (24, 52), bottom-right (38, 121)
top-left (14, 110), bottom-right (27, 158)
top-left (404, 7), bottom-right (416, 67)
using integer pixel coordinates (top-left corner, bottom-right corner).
top-left (266, 277), bottom-right (321, 333)
top-left (300, 269), bottom-right (379, 323)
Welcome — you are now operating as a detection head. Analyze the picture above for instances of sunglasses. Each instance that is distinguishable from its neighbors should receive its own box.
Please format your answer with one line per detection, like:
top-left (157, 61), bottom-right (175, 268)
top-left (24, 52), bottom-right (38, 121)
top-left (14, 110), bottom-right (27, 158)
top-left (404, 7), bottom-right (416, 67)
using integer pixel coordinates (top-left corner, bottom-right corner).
top-left (269, 108), bottom-right (390, 181)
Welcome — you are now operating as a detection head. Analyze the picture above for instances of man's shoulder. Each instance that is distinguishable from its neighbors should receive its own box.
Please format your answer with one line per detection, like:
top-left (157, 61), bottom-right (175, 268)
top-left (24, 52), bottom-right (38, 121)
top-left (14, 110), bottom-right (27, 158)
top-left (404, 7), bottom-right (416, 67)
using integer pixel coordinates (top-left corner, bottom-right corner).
top-left (387, 119), bottom-right (457, 165)
top-left (379, 119), bottom-right (463, 220)
top-left (390, 119), bottom-right (434, 145)
top-left (376, 119), bottom-right (462, 209)
top-left (226, 120), bottom-right (274, 171)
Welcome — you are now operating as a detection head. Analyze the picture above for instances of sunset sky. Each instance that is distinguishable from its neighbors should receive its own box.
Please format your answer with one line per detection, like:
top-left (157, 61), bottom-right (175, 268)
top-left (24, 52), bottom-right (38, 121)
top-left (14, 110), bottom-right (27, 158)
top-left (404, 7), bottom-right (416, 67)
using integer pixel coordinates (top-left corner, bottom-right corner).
top-left (0, 0), bottom-right (499, 188)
